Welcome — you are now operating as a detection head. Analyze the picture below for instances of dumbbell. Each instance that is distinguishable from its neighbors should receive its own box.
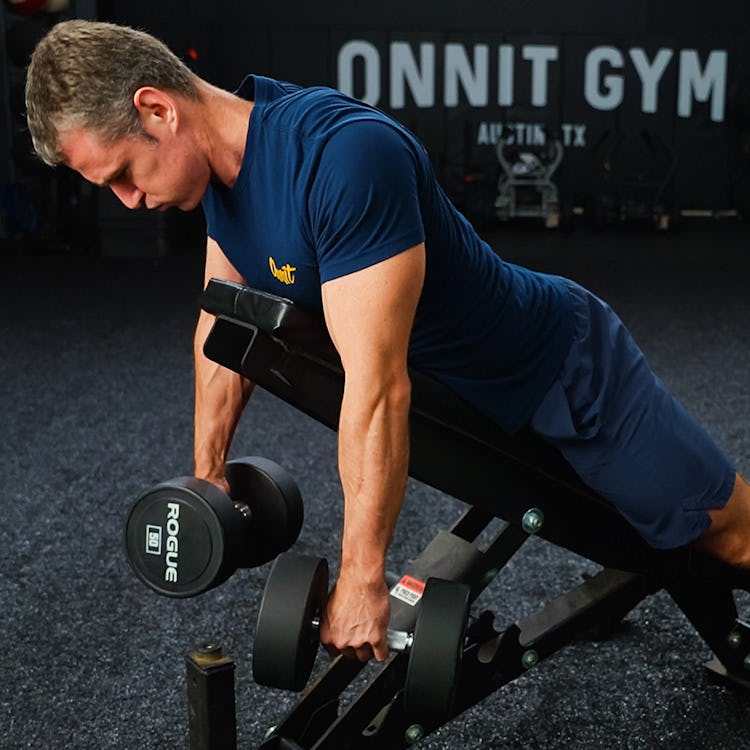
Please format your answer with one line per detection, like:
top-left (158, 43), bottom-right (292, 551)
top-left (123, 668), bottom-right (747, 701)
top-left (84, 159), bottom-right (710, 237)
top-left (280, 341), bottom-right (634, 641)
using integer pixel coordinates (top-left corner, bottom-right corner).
top-left (125, 456), bottom-right (303, 598)
top-left (253, 553), bottom-right (470, 719)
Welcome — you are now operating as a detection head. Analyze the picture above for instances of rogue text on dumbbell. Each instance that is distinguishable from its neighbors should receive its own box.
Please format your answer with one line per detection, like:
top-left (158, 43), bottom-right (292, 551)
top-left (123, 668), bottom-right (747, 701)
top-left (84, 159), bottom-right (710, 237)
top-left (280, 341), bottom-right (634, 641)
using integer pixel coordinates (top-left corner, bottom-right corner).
top-left (163, 502), bottom-right (181, 583)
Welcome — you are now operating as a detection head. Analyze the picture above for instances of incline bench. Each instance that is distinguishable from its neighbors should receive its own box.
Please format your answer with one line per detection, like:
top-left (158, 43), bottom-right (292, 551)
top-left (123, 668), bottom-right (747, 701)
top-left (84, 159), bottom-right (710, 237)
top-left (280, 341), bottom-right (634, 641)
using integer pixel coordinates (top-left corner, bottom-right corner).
top-left (195, 278), bottom-right (749, 749)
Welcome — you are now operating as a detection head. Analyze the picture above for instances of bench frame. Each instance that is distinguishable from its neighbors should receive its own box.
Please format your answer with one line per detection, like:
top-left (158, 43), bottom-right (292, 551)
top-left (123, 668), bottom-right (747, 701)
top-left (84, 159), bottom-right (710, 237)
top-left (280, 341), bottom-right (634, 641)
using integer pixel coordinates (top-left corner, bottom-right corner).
top-left (188, 280), bottom-right (749, 750)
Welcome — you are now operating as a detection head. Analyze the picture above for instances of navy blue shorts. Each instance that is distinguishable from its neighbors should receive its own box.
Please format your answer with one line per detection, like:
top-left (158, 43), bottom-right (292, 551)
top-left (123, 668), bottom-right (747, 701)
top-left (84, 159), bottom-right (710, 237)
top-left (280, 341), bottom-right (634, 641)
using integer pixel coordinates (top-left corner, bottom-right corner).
top-left (529, 280), bottom-right (736, 549)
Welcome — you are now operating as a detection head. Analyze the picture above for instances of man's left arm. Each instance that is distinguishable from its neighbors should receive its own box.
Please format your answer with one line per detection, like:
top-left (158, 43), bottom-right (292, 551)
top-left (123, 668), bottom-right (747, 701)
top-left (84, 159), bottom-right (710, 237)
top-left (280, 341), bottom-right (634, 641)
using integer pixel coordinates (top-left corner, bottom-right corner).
top-left (319, 243), bottom-right (426, 663)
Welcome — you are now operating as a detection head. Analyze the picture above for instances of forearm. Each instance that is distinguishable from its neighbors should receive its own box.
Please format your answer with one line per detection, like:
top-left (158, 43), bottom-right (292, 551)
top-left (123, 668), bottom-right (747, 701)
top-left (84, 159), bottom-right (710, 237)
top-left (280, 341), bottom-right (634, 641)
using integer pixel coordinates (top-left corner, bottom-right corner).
top-left (337, 373), bottom-right (411, 584)
top-left (193, 310), bottom-right (254, 481)
top-left (317, 245), bottom-right (424, 660)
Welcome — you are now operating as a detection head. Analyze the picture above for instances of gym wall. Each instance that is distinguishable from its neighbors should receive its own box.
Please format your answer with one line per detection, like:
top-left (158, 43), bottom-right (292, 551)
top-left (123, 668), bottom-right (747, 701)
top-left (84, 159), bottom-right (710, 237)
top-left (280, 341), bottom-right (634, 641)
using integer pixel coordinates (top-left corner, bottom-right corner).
top-left (2, 1), bottom-right (748, 254)
top-left (97, 0), bottom-right (750, 214)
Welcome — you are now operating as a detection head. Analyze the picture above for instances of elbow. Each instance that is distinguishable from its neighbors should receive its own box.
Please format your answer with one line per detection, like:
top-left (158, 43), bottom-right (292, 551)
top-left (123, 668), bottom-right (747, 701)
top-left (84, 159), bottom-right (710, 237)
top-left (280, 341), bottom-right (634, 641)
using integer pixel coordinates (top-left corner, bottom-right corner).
top-left (194, 311), bottom-right (215, 357)
top-left (341, 366), bottom-right (412, 423)
top-left (388, 371), bottom-right (412, 417)
top-left (368, 368), bottom-right (412, 421)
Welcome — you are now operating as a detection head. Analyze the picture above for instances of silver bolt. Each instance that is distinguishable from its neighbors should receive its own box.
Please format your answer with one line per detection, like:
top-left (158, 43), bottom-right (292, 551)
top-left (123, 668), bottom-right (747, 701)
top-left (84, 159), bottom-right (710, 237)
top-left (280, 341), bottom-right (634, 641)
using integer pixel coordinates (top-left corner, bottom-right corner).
top-left (522, 508), bottom-right (544, 534)
top-left (405, 724), bottom-right (424, 744)
top-left (522, 649), bottom-right (539, 669)
top-left (264, 726), bottom-right (277, 741)
top-left (728, 632), bottom-right (743, 649)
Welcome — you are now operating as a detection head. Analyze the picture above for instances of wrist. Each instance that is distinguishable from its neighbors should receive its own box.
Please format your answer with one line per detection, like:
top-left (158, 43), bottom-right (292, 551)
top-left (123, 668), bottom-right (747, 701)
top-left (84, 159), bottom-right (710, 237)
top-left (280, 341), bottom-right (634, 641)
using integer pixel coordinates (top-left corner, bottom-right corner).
top-left (339, 552), bottom-right (387, 587)
top-left (195, 468), bottom-right (226, 483)
top-left (193, 440), bottom-right (228, 479)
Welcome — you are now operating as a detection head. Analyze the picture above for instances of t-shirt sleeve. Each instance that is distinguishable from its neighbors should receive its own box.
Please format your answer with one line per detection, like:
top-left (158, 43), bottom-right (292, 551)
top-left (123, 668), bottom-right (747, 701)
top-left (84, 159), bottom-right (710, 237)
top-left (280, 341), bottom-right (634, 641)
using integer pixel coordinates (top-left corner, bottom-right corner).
top-left (308, 120), bottom-right (426, 283)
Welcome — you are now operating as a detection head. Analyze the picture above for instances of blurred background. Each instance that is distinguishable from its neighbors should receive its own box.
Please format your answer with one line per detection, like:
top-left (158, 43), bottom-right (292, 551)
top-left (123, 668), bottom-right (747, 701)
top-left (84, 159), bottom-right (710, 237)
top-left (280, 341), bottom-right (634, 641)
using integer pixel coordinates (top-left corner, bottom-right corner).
top-left (1, 2), bottom-right (749, 749)
top-left (1, 0), bottom-right (749, 254)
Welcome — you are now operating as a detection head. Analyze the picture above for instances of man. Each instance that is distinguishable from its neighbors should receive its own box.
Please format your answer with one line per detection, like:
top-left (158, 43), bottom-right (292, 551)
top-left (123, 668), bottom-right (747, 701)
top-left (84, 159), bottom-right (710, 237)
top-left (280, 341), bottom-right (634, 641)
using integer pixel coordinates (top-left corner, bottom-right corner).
top-left (26, 20), bottom-right (750, 663)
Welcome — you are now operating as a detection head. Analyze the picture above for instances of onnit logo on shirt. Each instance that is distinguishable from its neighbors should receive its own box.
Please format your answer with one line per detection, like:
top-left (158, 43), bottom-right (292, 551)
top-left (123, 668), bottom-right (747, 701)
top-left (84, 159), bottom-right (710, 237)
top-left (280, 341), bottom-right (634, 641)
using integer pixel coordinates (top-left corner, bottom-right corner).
top-left (269, 257), bottom-right (296, 285)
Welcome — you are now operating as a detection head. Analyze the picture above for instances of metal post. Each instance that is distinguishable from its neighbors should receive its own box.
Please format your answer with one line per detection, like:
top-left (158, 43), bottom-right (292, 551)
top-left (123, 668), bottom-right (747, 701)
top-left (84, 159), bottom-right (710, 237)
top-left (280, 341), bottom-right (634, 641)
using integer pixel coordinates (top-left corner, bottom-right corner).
top-left (186, 643), bottom-right (237, 750)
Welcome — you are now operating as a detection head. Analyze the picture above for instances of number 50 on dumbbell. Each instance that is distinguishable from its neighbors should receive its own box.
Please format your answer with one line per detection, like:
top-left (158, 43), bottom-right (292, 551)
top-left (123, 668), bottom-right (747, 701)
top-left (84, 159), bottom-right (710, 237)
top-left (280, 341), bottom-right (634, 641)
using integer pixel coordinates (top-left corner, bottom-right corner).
top-left (125, 456), bottom-right (303, 598)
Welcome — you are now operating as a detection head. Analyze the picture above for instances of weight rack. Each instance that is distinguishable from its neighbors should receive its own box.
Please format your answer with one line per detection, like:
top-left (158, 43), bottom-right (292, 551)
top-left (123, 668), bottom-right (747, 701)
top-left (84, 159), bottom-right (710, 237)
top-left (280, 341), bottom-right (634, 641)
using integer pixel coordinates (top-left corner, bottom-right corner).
top-left (186, 279), bottom-right (750, 749)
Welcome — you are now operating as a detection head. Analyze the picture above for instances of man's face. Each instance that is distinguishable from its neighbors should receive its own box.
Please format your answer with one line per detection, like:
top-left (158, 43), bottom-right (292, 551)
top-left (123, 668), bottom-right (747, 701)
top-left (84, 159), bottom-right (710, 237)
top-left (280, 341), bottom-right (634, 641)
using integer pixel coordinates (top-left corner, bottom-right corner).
top-left (59, 125), bottom-right (208, 212)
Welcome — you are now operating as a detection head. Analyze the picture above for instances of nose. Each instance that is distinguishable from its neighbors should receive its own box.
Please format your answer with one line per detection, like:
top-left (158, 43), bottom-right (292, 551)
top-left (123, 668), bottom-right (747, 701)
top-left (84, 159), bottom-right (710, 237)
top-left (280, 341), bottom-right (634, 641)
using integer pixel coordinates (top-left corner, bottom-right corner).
top-left (110, 183), bottom-right (145, 209)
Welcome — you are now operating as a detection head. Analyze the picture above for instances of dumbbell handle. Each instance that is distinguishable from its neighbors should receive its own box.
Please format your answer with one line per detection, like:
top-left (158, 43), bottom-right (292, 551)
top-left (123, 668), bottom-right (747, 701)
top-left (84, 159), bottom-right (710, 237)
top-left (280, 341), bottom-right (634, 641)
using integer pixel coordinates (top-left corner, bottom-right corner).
top-left (311, 617), bottom-right (414, 653)
top-left (387, 628), bottom-right (414, 653)
top-left (232, 500), bottom-right (251, 521)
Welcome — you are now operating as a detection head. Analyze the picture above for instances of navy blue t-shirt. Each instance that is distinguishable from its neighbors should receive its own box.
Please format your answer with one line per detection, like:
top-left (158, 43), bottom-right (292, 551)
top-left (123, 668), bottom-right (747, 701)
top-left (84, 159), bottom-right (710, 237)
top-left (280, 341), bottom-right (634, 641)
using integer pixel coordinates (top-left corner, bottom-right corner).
top-left (202, 75), bottom-right (574, 433)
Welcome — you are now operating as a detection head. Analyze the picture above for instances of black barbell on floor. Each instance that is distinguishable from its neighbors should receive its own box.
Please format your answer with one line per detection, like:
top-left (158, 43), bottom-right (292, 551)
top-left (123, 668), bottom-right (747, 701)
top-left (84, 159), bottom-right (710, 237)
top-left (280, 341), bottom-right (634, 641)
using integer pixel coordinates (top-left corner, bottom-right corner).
top-left (124, 456), bottom-right (303, 598)
top-left (252, 553), bottom-right (471, 719)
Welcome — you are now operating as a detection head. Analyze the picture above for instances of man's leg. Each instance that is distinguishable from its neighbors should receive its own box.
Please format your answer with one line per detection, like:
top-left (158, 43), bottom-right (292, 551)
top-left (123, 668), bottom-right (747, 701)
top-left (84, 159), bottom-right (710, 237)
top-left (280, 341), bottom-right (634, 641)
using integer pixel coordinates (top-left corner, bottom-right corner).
top-left (695, 473), bottom-right (750, 568)
top-left (529, 279), bottom-right (739, 556)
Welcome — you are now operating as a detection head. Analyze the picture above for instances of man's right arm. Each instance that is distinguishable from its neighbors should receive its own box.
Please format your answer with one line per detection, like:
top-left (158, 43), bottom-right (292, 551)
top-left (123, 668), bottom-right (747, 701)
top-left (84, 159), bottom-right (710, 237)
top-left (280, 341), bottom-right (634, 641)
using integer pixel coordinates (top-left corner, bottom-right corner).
top-left (193, 237), bottom-right (255, 489)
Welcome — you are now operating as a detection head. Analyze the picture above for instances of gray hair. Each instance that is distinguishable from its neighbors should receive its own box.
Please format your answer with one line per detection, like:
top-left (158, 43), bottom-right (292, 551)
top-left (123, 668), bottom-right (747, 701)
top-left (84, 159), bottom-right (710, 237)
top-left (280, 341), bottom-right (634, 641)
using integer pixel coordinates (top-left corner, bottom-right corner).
top-left (25, 20), bottom-right (200, 166)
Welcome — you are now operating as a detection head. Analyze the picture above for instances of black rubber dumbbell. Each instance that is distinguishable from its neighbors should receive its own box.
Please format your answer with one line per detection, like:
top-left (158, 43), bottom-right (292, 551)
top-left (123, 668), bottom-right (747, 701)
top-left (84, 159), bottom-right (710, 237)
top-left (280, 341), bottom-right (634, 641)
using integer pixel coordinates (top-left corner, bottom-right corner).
top-left (252, 553), bottom-right (470, 719)
top-left (125, 456), bottom-right (303, 598)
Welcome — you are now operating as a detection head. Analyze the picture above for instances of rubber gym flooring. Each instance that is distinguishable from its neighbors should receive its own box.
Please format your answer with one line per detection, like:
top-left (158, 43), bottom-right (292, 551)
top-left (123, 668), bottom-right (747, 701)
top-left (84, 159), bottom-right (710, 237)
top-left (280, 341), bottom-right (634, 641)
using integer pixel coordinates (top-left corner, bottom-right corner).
top-left (1, 220), bottom-right (749, 749)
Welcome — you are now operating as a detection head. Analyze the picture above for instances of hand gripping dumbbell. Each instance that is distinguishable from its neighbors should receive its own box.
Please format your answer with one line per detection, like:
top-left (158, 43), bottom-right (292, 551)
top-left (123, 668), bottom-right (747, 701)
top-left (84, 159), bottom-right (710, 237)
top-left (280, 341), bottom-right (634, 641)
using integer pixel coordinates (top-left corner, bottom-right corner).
top-left (252, 553), bottom-right (470, 718)
top-left (125, 456), bottom-right (303, 598)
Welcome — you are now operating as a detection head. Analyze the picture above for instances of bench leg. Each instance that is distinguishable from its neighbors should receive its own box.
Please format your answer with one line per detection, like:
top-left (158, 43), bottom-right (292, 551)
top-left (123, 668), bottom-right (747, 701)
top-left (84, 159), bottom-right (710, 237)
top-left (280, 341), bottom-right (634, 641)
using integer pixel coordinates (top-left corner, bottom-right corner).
top-left (667, 580), bottom-right (750, 686)
top-left (457, 568), bottom-right (653, 710)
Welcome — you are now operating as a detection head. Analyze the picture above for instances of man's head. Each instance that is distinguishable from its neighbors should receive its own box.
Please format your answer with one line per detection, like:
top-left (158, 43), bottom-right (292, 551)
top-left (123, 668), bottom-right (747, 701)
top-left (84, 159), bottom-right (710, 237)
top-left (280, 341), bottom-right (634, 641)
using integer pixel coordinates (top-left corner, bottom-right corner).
top-left (26, 19), bottom-right (199, 167)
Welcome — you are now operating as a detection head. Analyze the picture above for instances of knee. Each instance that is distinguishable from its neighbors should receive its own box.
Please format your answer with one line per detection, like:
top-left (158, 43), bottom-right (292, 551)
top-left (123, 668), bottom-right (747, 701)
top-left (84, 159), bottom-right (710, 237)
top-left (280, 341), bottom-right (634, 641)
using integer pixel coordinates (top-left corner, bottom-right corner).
top-left (696, 473), bottom-right (750, 567)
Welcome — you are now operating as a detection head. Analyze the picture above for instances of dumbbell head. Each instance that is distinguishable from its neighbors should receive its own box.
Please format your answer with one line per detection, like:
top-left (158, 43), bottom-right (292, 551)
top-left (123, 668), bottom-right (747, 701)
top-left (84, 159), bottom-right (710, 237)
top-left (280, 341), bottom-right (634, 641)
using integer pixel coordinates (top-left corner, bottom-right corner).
top-left (253, 553), bottom-right (469, 716)
top-left (404, 578), bottom-right (469, 721)
top-left (253, 553), bottom-right (329, 692)
top-left (125, 476), bottom-right (239, 598)
top-left (225, 456), bottom-right (303, 568)
top-left (124, 456), bottom-right (303, 598)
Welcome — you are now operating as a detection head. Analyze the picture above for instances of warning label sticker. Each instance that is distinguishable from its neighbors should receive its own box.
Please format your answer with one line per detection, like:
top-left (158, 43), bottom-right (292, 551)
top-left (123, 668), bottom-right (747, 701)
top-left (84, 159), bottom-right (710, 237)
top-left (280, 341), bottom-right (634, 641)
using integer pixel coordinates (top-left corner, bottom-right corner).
top-left (390, 574), bottom-right (426, 606)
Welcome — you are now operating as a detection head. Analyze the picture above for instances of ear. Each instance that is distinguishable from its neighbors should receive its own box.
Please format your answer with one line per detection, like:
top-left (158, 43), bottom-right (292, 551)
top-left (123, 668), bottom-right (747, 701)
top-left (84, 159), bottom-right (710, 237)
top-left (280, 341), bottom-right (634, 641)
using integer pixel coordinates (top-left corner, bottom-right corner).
top-left (133, 86), bottom-right (179, 137)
